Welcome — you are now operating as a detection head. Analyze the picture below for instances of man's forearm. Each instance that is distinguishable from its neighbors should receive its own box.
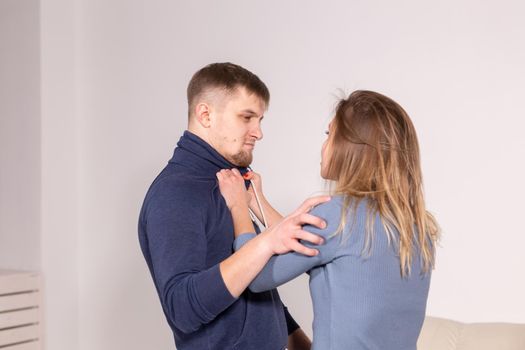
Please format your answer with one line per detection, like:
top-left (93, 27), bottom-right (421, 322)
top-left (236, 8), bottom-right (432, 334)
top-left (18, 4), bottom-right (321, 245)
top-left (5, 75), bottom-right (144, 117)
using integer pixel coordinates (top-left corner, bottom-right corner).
top-left (219, 195), bottom-right (330, 298)
top-left (220, 202), bottom-right (275, 298)
top-left (219, 232), bottom-right (274, 298)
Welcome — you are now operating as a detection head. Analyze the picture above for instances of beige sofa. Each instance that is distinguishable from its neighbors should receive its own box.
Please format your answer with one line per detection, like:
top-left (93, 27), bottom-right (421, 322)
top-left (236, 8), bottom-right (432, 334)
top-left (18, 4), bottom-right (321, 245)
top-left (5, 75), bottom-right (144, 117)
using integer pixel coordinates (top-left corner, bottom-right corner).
top-left (417, 316), bottom-right (525, 350)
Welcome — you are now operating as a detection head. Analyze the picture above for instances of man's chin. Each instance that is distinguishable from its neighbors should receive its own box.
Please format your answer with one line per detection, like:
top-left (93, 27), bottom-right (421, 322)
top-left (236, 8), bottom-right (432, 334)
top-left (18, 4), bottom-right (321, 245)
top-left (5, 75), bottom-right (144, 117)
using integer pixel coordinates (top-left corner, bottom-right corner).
top-left (230, 151), bottom-right (252, 168)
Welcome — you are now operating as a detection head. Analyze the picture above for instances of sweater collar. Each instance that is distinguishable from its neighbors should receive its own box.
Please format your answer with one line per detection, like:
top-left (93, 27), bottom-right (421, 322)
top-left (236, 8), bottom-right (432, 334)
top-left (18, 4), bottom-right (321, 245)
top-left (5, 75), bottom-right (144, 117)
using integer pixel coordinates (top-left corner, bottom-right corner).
top-left (170, 130), bottom-right (250, 179)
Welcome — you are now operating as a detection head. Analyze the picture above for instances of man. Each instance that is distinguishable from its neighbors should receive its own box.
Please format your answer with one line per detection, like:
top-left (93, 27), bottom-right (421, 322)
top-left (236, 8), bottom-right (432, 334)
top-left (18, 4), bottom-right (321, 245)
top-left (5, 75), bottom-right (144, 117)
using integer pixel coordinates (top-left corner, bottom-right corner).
top-left (138, 62), bottom-right (328, 349)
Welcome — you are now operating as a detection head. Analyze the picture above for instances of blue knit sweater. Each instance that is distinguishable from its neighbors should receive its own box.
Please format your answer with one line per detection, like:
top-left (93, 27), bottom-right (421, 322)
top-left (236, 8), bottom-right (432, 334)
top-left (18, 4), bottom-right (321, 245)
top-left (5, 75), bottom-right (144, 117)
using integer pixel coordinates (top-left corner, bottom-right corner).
top-left (138, 131), bottom-right (296, 349)
top-left (235, 196), bottom-right (431, 350)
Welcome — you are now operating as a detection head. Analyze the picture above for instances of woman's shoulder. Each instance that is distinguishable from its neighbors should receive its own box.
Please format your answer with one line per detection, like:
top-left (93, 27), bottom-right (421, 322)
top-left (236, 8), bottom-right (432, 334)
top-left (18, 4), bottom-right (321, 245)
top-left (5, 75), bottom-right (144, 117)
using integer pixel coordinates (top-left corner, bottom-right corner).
top-left (305, 195), bottom-right (345, 239)
top-left (309, 195), bottom-right (370, 217)
top-left (308, 195), bottom-right (377, 238)
top-left (309, 194), bottom-right (344, 215)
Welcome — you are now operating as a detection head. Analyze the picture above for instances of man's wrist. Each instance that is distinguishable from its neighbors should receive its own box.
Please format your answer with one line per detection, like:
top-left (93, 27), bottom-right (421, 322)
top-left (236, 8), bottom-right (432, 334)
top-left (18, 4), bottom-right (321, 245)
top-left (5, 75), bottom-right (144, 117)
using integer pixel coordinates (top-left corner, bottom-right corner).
top-left (253, 232), bottom-right (275, 257)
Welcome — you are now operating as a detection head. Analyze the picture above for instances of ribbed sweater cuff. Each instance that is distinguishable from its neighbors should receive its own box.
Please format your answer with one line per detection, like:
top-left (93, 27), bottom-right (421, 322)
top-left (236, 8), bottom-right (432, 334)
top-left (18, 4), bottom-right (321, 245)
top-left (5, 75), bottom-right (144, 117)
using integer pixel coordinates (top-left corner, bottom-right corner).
top-left (195, 264), bottom-right (237, 317)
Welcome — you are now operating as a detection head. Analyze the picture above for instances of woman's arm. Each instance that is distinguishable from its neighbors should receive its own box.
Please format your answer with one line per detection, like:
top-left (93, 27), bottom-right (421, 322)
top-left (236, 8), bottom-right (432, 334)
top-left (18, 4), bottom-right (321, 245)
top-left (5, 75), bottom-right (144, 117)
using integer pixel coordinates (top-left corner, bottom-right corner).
top-left (246, 172), bottom-right (284, 227)
top-left (234, 200), bottom-right (341, 292)
top-left (216, 168), bottom-right (328, 246)
top-left (216, 169), bottom-right (255, 237)
top-left (217, 168), bottom-right (335, 292)
top-left (217, 167), bottom-right (331, 296)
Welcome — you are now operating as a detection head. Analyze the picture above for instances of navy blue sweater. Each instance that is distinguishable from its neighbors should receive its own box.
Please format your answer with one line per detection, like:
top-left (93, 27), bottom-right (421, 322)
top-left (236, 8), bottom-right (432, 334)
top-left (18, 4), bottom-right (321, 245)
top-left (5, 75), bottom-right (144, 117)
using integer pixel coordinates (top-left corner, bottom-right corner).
top-left (138, 131), bottom-right (296, 349)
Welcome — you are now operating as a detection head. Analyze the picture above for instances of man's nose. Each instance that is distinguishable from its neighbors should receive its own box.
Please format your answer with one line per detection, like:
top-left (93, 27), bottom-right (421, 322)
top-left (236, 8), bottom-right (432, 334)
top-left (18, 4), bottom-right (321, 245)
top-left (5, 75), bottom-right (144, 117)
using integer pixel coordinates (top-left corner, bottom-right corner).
top-left (251, 123), bottom-right (263, 141)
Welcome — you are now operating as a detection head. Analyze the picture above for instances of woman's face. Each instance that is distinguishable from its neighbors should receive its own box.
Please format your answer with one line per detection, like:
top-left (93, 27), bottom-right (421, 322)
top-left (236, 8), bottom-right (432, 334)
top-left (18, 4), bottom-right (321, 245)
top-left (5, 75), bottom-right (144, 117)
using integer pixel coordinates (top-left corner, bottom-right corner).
top-left (321, 119), bottom-right (334, 180)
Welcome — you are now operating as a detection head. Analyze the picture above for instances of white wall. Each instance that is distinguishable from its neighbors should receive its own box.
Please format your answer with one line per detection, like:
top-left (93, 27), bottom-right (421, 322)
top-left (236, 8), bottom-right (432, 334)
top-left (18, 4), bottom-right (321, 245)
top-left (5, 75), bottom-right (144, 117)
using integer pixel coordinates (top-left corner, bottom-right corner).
top-left (76, 1), bottom-right (176, 348)
top-left (76, 1), bottom-right (525, 347)
top-left (40, 0), bottom-right (80, 348)
top-left (0, 0), bottom-right (40, 270)
top-left (3, 1), bottom-right (525, 349)
top-left (75, 2), bottom-right (525, 349)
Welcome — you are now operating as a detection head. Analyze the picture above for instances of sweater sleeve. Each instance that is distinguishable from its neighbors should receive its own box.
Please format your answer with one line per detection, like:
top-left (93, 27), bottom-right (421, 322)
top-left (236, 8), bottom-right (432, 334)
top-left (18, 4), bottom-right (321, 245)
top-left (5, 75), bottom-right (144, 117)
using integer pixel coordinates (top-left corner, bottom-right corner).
top-left (145, 182), bottom-right (236, 333)
top-left (233, 201), bottom-right (341, 293)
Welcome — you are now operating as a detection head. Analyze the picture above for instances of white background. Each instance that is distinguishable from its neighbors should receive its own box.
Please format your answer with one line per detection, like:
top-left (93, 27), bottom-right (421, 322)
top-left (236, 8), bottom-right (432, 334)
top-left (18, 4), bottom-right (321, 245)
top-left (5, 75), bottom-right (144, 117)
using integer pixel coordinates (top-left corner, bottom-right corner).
top-left (1, 0), bottom-right (524, 349)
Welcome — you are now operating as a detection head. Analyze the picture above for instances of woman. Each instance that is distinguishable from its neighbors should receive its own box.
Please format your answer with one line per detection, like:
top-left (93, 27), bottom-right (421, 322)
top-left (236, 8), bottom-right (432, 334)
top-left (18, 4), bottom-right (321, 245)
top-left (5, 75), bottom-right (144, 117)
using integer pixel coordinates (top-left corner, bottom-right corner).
top-left (217, 90), bottom-right (440, 350)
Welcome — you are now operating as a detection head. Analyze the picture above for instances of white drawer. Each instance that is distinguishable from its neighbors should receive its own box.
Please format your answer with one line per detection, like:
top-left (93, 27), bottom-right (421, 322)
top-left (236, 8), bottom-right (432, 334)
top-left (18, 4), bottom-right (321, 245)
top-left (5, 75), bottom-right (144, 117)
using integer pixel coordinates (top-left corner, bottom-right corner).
top-left (0, 270), bottom-right (41, 350)
top-left (0, 293), bottom-right (40, 313)
top-left (0, 308), bottom-right (39, 329)
top-left (0, 324), bottom-right (39, 347)
top-left (0, 341), bottom-right (41, 350)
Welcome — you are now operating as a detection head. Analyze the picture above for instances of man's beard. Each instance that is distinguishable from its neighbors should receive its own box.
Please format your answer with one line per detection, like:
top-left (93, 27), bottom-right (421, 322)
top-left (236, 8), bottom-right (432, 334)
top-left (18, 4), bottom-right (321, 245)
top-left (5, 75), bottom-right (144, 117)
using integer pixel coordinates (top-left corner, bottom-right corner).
top-left (230, 150), bottom-right (253, 168)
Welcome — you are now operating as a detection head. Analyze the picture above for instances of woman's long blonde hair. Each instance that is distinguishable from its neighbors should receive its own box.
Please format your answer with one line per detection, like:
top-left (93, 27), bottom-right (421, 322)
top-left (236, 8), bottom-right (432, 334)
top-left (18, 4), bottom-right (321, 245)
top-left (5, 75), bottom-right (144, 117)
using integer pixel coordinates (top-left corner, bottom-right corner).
top-left (326, 90), bottom-right (439, 276)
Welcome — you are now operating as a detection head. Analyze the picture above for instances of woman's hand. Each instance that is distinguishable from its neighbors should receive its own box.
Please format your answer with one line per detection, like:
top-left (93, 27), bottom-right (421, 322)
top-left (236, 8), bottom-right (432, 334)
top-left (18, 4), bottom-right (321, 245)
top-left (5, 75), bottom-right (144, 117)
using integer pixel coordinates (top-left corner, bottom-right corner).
top-left (217, 168), bottom-right (255, 237)
top-left (216, 168), bottom-right (250, 211)
top-left (244, 171), bottom-right (264, 209)
top-left (244, 170), bottom-right (284, 226)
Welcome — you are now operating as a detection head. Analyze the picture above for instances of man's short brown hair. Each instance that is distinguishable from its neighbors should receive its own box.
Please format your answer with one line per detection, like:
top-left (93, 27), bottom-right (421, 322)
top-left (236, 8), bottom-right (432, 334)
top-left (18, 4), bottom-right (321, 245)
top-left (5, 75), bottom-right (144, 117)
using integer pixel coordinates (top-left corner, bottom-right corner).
top-left (187, 62), bottom-right (270, 118)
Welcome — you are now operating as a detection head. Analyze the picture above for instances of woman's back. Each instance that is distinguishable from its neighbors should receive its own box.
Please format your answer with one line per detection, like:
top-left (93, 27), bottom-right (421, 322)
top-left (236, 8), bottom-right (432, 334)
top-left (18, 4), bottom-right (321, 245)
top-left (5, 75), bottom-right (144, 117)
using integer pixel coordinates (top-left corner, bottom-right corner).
top-left (308, 195), bottom-right (430, 349)
top-left (234, 195), bottom-right (431, 349)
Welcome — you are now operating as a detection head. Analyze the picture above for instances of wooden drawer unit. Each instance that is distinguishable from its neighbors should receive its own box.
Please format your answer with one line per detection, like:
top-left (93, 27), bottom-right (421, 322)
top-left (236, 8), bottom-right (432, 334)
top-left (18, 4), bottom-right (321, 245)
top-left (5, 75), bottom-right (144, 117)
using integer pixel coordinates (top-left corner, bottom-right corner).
top-left (0, 270), bottom-right (41, 349)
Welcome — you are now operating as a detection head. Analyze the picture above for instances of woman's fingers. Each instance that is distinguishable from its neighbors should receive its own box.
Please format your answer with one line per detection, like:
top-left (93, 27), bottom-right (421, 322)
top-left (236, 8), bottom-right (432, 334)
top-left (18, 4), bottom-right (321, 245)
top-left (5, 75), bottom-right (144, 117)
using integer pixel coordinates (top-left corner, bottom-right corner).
top-left (231, 168), bottom-right (243, 178)
top-left (218, 168), bottom-right (245, 182)
top-left (216, 169), bottom-right (251, 209)
top-left (217, 169), bottom-right (239, 182)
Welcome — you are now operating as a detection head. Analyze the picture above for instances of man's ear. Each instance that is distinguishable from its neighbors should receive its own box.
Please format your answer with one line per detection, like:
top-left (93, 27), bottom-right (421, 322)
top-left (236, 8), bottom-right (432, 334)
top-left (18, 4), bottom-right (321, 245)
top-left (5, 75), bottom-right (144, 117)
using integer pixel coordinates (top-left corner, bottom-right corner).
top-left (194, 103), bottom-right (212, 128)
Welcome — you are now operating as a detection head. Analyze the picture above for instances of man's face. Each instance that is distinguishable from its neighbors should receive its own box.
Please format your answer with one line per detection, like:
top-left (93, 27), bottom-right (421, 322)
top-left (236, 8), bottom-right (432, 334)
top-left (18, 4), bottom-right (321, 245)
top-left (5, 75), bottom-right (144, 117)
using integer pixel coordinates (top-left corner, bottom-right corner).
top-left (208, 87), bottom-right (266, 167)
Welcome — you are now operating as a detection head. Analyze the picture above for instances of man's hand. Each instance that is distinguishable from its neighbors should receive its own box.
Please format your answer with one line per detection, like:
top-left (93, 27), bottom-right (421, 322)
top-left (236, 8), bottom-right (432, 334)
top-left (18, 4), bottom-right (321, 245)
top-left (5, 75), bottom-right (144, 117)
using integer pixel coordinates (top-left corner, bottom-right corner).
top-left (259, 195), bottom-right (331, 257)
top-left (219, 194), bottom-right (330, 297)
